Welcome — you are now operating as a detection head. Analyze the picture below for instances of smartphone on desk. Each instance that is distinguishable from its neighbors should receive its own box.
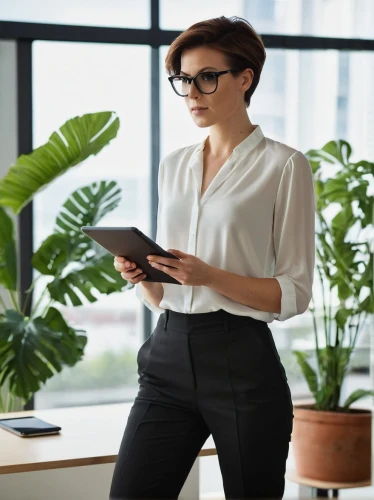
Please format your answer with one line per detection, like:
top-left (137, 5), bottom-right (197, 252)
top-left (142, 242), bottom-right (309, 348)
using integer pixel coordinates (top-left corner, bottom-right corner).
top-left (0, 416), bottom-right (61, 437)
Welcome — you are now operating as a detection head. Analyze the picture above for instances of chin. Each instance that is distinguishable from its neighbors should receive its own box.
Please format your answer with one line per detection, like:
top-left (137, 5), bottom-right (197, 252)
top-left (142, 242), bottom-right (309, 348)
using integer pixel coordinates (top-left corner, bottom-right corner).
top-left (191, 116), bottom-right (216, 128)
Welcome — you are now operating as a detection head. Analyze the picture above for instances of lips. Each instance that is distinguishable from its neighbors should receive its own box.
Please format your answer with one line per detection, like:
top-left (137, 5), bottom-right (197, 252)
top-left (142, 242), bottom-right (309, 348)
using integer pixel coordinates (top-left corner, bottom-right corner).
top-left (191, 107), bottom-right (208, 111)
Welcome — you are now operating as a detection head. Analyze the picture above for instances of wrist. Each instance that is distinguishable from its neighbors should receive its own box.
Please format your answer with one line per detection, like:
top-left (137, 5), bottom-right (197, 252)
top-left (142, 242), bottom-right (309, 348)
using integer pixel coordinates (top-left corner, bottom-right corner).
top-left (139, 280), bottom-right (154, 290)
top-left (140, 280), bottom-right (161, 291)
top-left (205, 266), bottom-right (220, 288)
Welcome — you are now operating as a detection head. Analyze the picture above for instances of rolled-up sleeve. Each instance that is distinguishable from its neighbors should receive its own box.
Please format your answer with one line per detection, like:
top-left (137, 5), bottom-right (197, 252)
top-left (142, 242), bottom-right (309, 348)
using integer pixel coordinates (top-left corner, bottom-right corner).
top-left (272, 151), bottom-right (316, 321)
top-left (134, 161), bottom-right (166, 314)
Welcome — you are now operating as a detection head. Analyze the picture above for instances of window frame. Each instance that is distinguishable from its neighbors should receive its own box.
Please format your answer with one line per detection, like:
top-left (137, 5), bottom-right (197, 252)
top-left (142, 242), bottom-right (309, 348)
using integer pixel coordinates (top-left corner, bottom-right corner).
top-left (1, 0), bottom-right (373, 410)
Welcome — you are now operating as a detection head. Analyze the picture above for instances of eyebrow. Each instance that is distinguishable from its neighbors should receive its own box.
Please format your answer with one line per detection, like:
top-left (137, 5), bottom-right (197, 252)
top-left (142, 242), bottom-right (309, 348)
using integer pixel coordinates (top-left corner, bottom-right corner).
top-left (180, 67), bottom-right (218, 76)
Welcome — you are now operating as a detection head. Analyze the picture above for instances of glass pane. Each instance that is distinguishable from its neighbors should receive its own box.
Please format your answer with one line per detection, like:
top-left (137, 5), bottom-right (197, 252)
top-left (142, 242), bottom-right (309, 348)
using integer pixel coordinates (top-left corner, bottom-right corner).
top-left (160, 0), bottom-right (374, 39)
top-left (251, 49), bottom-right (373, 401)
top-left (32, 41), bottom-right (151, 409)
top-left (0, 0), bottom-right (150, 29)
top-left (161, 44), bottom-right (374, 399)
top-left (160, 46), bottom-right (206, 157)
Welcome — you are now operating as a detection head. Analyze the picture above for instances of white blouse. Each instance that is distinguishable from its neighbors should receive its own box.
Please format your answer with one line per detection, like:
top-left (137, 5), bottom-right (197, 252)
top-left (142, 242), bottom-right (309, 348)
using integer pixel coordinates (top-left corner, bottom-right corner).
top-left (135, 124), bottom-right (316, 323)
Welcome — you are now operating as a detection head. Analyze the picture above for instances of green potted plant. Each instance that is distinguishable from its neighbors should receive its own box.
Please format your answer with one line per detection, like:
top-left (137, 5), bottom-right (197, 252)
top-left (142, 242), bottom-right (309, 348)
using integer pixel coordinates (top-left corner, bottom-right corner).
top-left (0, 111), bottom-right (132, 413)
top-left (291, 139), bottom-right (374, 483)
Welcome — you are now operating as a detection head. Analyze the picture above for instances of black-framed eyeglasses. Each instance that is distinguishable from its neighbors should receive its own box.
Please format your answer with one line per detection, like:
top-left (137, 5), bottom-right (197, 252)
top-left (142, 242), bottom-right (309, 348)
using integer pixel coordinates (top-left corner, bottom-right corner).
top-left (168, 68), bottom-right (246, 97)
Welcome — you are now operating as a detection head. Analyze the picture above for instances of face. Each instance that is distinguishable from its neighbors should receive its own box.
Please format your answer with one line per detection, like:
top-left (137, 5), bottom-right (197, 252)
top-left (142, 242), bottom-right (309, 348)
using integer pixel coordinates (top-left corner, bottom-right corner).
top-left (179, 46), bottom-right (253, 128)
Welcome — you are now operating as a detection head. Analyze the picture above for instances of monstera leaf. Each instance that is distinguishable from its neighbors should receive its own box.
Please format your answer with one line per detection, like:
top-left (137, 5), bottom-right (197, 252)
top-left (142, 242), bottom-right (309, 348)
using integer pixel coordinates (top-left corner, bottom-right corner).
top-left (0, 112), bottom-right (124, 412)
top-left (55, 180), bottom-right (121, 235)
top-left (0, 206), bottom-right (17, 290)
top-left (0, 307), bottom-right (87, 402)
top-left (31, 180), bottom-right (129, 306)
top-left (0, 112), bottom-right (120, 214)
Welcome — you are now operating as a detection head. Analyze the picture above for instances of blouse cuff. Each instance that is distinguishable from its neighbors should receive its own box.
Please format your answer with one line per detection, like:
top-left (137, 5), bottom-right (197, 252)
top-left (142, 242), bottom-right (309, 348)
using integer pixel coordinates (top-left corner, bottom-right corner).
top-left (135, 282), bottom-right (166, 314)
top-left (273, 275), bottom-right (297, 321)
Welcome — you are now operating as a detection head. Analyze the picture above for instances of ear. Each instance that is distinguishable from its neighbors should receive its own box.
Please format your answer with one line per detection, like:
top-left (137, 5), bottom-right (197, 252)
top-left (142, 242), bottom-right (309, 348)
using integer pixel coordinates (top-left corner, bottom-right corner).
top-left (241, 68), bottom-right (254, 92)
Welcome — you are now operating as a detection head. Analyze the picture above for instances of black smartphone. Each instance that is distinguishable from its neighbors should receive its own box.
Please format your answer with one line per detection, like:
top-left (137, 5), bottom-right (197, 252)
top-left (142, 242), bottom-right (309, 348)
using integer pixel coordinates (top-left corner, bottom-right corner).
top-left (0, 416), bottom-right (61, 437)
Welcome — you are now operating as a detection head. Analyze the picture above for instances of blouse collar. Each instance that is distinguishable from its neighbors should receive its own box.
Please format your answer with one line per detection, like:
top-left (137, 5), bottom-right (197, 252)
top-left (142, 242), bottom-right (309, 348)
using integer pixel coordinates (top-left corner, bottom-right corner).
top-left (194, 124), bottom-right (264, 159)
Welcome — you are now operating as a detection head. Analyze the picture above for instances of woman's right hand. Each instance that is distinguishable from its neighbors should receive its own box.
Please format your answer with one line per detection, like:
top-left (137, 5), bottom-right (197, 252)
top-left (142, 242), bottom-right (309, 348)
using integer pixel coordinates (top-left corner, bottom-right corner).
top-left (114, 256), bottom-right (147, 284)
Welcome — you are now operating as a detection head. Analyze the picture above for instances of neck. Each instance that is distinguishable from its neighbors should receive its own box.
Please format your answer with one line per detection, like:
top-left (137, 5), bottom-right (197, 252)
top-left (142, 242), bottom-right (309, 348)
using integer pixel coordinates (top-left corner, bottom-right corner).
top-left (204, 108), bottom-right (256, 158)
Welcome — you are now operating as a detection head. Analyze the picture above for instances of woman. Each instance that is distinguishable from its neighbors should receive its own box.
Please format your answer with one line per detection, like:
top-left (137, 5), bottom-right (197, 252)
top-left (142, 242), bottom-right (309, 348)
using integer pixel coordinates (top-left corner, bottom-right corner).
top-left (110, 15), bottom-right (315, 500)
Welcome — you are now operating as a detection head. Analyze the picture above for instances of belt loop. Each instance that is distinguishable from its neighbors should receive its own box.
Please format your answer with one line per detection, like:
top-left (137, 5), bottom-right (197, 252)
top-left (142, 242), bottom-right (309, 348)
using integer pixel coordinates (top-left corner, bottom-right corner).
top-left (163, 309), bottom-right (169, 330)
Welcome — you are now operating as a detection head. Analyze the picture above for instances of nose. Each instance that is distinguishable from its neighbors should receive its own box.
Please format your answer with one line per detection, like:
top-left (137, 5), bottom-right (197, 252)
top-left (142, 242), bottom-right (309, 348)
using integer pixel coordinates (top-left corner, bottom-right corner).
top-left (187, 79), bottom-right (201, 99)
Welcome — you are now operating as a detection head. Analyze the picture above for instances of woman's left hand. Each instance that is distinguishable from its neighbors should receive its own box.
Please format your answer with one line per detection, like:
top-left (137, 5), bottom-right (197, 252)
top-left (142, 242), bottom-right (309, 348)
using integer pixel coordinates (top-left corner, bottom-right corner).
top-left (147, 249), bottom-right (214, 286)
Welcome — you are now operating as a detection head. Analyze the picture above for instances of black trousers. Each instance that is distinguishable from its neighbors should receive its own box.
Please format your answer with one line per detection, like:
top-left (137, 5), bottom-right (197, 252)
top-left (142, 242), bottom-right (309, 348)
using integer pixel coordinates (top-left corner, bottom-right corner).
top-left (109, 309), bottom-right (294, 500)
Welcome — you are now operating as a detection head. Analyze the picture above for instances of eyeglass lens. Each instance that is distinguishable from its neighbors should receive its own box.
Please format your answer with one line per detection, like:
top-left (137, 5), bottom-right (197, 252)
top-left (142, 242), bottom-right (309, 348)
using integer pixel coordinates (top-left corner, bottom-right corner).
top-left (172, 73), bottom-right (217, 96)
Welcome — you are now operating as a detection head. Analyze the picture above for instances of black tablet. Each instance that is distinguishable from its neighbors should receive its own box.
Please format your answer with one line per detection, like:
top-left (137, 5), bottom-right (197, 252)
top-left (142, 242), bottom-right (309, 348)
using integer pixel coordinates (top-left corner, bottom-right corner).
top-left (0, 416), bottom-right (61, 438)
top-left (81, 226), bottom-right (181, 285)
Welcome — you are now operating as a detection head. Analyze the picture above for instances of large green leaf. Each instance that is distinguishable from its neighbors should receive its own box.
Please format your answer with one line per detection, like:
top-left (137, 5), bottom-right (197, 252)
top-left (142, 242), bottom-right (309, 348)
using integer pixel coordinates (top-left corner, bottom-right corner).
top-left (48, 251), bottom-right (128, 306)
top-left (0, 307), bottom-right (87, 402)
top-left (32, 232), bottom-right (128, 306)
top-left (0, 112), bottom-right (120, 214)
top-left (342, 389), bottom-right (374, 410)
top-left (321, 140), bottom-right (351, 167)
top-left (335, 308), bottom-right (353, 330)
top-left (31, 180), bottom-right (128, 307)
top-left (305, 147), bottom-right (335, 167)
top-left (323, 177), bottom-right (350, 204)
top-left (32, 180), bottom-right (121, 276)
top-left (293, 350), bottom-right (319, 396)
top-left (0, 206), bottom-right (17, 290)
top-left (55, 180), bottom-right (121, 236)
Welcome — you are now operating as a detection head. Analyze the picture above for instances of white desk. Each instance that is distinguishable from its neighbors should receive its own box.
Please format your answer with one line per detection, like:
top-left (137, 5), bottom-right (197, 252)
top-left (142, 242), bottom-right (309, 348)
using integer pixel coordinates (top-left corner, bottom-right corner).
top-left (0, 402), bottom-right (217, 500)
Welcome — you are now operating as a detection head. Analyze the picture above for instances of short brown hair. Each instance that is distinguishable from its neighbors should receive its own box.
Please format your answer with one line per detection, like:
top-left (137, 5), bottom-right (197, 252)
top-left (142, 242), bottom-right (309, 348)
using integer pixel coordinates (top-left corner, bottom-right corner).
top-left (165, 16), bottom-right (266, 108)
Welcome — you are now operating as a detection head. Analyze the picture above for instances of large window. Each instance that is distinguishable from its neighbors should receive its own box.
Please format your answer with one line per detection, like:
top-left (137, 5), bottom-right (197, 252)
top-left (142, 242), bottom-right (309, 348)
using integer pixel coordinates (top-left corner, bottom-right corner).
top-left (32, 41), bottom-right (151, 409)
top-left (160, 0), bottom-right (374, 39)
top-left (0, 0), bottom-right (372, 412)
top-left (0, 0), bottom-right (150, 29)
top-left (160, 43), bottom-right (374, 399)
top-left (1, 3), bottom-right (373, 497)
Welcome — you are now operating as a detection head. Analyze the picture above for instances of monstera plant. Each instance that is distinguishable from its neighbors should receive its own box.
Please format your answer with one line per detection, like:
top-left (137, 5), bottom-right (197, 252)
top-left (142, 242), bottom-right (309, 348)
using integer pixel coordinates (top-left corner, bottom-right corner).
top-left (293, 139), bottom-right (374, 411)
top-left (0, 111), bottom-right (131, 412)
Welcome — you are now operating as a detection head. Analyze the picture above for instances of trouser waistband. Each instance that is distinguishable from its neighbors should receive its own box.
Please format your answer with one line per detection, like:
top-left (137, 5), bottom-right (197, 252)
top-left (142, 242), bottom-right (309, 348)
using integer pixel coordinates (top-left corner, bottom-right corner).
top-left (160, 308), bottom-right (267, 334)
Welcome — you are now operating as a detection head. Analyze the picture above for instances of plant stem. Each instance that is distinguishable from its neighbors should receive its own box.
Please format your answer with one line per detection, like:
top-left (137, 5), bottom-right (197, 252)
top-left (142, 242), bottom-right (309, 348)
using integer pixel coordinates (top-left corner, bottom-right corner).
top-left (319, 213), bottom-right (357, 295)
top-left (9, 290), bottom-right (20, 312)
top-left (352, 311), bottom-right (366, 349)
top-left (316, 264), bottom-right (328, 346)
top-left (22, 274), bottom-right (42, 316)
top-left (0, 293), bottom-right (7, 312)
top-left (5, 391), bottom-right (13, 412)
top-left (310, 299), bottom-right (322, 384)
top-left (30, 286), bottom-right (49, 319)
top-left (328, 290), bottom-right (332, 345)
top-left (40, 299), bottom-right (54, 319)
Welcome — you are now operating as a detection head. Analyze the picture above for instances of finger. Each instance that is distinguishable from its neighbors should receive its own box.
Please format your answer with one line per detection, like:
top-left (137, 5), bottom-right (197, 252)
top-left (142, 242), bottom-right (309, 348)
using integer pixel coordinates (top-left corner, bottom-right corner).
top-left (147, 256), bottom-right (168, 266)
top-left (122, 270), bottom-right (146, 282)
top-left (148, 262), bottom-right (173, 276)
top-left (115, 261), bottom-right (136, 272)
top-left (131, 273), bottom-right (147, 284)
top-left (148, 257), bottom-right (179, 268)
top-left (149, 262), bottom-right (180, 283)
top-left (121, 267), bottom-right (143, 279)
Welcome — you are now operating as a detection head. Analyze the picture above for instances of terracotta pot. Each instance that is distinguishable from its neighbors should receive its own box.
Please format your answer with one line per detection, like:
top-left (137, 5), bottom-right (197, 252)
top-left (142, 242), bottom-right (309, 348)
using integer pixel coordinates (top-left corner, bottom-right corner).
top-left (292, 404), bottom-right (372, 483)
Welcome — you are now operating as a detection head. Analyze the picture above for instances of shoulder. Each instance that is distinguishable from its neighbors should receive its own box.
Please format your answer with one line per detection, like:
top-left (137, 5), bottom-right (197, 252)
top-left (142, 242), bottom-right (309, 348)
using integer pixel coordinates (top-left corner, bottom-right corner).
top-left (264, 135), bottom-right (311, 176)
